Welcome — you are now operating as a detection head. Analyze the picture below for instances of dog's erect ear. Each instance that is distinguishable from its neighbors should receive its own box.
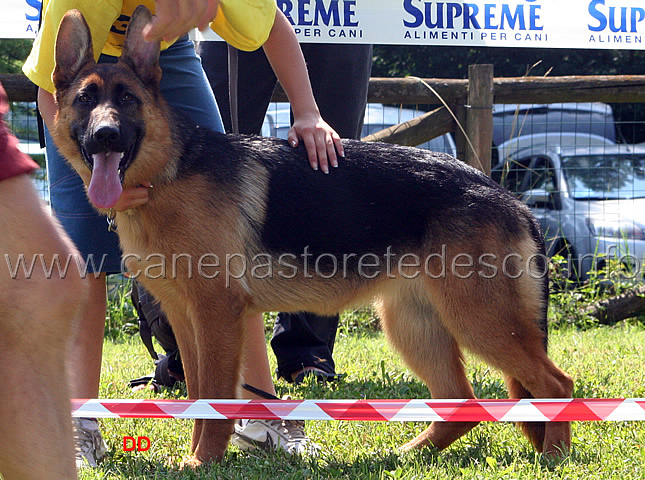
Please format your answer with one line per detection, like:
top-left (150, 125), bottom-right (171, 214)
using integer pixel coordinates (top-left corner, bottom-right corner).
top-left (53, 10), bottom-right (95, 91)
top-left (120, 6), bottom-right (161, 86)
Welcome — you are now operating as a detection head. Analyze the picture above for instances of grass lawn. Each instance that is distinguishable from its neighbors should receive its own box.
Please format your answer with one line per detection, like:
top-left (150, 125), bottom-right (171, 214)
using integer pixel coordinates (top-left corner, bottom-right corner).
top-left (78, 309), bottom-right (645, 480)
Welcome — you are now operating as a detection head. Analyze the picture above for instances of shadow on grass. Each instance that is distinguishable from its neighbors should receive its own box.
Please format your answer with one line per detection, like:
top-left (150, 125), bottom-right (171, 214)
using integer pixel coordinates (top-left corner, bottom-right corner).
top-left (96, 424), bottom-right (577, 480)
top-left (284, 371), bottom-right (509, 402)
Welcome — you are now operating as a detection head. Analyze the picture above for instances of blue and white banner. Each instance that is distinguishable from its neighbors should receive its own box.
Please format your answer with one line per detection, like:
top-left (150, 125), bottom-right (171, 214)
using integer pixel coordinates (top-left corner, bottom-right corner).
top-left (4, 0), bottom-right (42, 38)
top-left (3, 0), bottom-right (645, 50)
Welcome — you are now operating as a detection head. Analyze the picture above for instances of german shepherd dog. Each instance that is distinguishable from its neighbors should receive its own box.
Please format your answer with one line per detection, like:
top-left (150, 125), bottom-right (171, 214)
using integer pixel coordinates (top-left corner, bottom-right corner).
top-left (52, 6), bottom-right (573, 465)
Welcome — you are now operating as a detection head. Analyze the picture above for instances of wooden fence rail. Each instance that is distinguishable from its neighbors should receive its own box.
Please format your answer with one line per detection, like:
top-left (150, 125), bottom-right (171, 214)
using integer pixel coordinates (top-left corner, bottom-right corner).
top-left (5, 72), bottom-right (645, 105)
top-left (5, 71), bottom-right (645, 172)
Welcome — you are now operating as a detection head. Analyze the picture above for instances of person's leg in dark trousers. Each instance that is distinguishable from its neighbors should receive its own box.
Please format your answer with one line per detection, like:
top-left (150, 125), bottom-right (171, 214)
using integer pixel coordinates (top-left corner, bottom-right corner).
top-left (195, 41), bottom-right (373, 383)
top-left (301, 43), bottom-right (373, 139)
top-left (196, 42), bottom-right (276, 134)
top-left (271, 43), bottom-right (373, 382)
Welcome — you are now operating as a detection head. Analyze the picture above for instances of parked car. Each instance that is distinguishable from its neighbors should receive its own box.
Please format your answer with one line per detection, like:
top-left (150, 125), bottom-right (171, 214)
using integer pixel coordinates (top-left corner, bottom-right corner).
top-left (262, 102), bottom-right (457, 157)
top-left (493, 102), bottom-right (617, 146)
top-left (497, 131), bottom-right (615, 165)
top-left (492, 102), bottom-right (617, 164)
top-left (492, 143), bottom-right (645, 279)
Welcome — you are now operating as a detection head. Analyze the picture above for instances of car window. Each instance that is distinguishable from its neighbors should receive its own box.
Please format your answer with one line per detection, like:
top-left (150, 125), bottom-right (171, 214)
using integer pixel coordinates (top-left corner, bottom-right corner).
top-left (526, 156), bottom-right (557, 193)
top-left (492, 156), bottom-right (556, 195)
top-left (562, 153), bottom-right (645, 200)
top-left (492, 157), bottom-right (531, 192)
top-left (492, 103), bottom-right (617, 148)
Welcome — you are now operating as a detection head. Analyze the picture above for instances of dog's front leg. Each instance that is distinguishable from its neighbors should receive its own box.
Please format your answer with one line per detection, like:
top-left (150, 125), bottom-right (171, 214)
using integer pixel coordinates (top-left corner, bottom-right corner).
top-left (150, 293), bottom-right (209, 459)
top-left (182, 293), bottom-right (247, 466)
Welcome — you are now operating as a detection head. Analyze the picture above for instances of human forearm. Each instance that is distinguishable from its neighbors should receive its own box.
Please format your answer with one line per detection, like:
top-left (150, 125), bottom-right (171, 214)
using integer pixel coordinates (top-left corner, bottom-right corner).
top-left (262, 11), bottom-right (318, 120)
top-left (262, 10), bottom-right (343, 171)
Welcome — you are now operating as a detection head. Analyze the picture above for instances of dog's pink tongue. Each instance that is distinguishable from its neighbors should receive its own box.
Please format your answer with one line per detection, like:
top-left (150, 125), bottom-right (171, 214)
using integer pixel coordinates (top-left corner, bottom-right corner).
top-left (87, 152), bottom-right (123, 209)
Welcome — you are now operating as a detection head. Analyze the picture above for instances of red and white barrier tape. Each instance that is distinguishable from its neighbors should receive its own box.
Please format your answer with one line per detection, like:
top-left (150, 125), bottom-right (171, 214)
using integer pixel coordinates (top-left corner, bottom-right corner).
top-left (71, 398), bottom-right (645, 422)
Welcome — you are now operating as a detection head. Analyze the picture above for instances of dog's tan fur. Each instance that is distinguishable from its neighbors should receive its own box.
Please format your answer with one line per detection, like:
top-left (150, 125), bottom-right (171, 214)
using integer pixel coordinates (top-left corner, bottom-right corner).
top-left (0, 174), bottom-right (83, 479)
top-left (51, 7), bottom-right (573, 465)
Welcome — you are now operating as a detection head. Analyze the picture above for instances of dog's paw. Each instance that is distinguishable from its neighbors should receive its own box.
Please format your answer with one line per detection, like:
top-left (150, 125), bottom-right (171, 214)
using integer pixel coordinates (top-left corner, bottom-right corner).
top-left (179, 455), bottom-right (205, 470)
top-left (399, 441), bottom-right (415, 453)
top-left (399, 435), bottom-right (433, 452)
top-left (542, 441), bottom-right (570, 460)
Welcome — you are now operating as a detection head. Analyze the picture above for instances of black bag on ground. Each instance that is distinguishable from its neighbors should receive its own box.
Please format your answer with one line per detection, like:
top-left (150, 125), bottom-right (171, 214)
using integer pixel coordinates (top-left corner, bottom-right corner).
top-left (129, 280), bottom-right (184, 389)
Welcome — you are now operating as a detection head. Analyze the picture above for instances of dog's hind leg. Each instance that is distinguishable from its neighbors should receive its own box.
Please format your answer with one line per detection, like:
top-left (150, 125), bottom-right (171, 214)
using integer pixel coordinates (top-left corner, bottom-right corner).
top-left (377, 283), bottom-right (480, 452)
top-left (430, 273), bottom-right (573, 456)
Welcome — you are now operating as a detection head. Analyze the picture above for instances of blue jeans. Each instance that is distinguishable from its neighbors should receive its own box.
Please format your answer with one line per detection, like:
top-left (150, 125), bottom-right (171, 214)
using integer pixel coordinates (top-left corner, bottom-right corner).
top-left (45, 36), bottom-right (223, 274)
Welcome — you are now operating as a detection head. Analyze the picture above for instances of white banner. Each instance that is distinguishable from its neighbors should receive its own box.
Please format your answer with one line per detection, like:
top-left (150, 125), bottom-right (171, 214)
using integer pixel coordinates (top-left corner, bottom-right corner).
top-left (3, 0), bottom-right (41, 38)
top-left (3, 0), bottom-right (645, 50)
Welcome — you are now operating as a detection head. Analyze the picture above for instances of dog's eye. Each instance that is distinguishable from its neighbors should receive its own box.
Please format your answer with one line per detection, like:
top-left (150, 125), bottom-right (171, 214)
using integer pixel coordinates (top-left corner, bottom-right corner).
top-left (121, 93), bottom-right (135, 103)
top-left (77, 93), bottom-right (92, 104)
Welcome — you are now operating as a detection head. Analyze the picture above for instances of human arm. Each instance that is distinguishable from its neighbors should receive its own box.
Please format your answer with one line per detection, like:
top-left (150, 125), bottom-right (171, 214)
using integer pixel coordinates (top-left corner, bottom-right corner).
top-left (262, 10), bottom-right (344, 173)
top-left (145, 3), bottom-right (342, 172)
top-left (143, 0), bottom-right (221, 42)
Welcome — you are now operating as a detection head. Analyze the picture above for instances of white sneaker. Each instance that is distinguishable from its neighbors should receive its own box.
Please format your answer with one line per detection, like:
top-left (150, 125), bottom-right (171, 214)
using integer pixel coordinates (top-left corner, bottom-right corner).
top-left (73, 417), bottom-right (108, 468)
top-left (231, 418), bottom-right (320, 455)
top-left (283, 419), bottom-right (321, 455)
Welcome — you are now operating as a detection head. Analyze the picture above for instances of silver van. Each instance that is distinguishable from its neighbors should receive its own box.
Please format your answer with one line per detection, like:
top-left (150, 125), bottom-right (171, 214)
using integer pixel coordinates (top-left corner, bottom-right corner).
top-left (492, 143), bottom-right (645, 278)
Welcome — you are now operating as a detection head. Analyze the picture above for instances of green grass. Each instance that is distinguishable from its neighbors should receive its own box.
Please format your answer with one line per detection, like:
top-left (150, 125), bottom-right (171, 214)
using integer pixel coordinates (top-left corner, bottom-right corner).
top-left (79, 304), bottom-right (645, 479)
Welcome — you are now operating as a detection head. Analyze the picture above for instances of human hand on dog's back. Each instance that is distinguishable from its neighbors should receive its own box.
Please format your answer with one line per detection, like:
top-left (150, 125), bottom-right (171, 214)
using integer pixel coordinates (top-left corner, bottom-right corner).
top-left (262, 11), bottom-right (344, 174)
top-left (144, 0), bottom-right (220, 42)
top-left (144, 3), bottom-right (344, 173)
top-left (287, 112), bottom-right (343, 174)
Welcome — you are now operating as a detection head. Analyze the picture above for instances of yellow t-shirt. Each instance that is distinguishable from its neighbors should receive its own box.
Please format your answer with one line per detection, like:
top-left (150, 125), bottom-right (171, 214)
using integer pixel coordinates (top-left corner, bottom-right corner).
top-left (23, 0), bottom-right (276, 93)
top-left (103, 0), bottom-right (162, 57)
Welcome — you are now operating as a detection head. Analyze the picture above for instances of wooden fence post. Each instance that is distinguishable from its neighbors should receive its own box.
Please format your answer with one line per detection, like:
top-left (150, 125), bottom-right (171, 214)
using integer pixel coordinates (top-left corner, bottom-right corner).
top-left (453, 104), bottom-right (468, 161)
top-left (465, 64), bottom-right (494, 176)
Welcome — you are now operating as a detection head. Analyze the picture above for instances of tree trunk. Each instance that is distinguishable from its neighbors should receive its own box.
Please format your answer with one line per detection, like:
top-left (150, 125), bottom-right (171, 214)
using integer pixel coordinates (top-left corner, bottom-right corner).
top-left (582, 285), bottom-right (645, 325)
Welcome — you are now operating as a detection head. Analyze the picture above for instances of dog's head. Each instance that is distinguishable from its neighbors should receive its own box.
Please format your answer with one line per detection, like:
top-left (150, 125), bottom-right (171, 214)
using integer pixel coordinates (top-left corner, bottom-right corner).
top-left (52, 6), bottom-right (170, 209)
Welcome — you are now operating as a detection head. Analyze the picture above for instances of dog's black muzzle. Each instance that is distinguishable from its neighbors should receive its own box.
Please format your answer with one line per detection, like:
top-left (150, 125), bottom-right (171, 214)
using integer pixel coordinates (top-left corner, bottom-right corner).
top-left (80, 121), bottom-right (139, 179)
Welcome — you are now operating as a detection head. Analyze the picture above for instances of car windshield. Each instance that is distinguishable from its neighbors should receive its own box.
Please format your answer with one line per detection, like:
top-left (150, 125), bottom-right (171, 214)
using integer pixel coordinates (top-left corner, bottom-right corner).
top-left (561, 153), bottom-right (645, 200)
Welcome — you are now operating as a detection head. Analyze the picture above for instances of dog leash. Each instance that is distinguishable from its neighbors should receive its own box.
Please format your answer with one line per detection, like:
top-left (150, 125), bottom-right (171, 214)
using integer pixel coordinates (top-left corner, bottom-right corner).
top-left (241, 383), bottom-right (280, 400)
top-left (227, 44), bottom-right (240, 135)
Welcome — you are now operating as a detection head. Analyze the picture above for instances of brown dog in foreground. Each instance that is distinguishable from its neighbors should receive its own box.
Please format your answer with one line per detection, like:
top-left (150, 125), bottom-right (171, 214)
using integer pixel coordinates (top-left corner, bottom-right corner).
top-left (51, 6), bottom-right (573, 466)
top-left (0, 81), bottom-right (83, 479)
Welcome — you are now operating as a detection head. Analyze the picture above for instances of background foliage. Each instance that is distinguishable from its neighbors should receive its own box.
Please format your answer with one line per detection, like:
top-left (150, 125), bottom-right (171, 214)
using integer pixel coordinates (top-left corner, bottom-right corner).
top-left (371, 46), bottom-right (645, 78)
top-left (0, 39), bottom-right (32, 74)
